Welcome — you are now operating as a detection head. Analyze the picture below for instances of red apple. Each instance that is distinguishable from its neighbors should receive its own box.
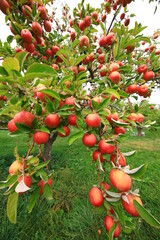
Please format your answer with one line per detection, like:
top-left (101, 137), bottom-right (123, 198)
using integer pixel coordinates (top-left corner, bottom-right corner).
top-left (109, 71), bottom-right (120, 84)
top-left (58, 126), bottom-right (70, 137)
top-left (122, 194), bottom-right (143, 217)
top-left (89, 187), bottom-right (103, 207)
top-left (92, 150), bottom-right (104, 163)
top-left (105, 216), bottom-right (121, 238)
top-left (99, 140), bottom-right (115, 154)
top-left (79, 36), bottom-right (89, 48)
top-left (82, 133), bottom-right (96, 147)
top-left (8, 119), bottom-right (18, 132)
top-left (21, 29), bottom-right (32, 43)
top-left (14, 111), bottom-right (35, 127)
top-left (86, 113), bottom-right (101, 128)
top-left (109, 168), bottom-right (132, 192)
top-left (45, 113), bottom-right (60, 128)
top-left (33, 131), bottom-right (50, 144)
top-left (38, 178), bottom-right (52, 194)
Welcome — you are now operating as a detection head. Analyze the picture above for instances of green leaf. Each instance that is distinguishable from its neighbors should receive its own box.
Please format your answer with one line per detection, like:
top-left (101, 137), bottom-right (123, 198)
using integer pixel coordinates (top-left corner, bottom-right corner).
top-left (72, 39), bottom-right (80, 48)
top-left (39, 126), bottom-right (50, 134)
top-left (15, 51), bottom-right (29, 71)
top-left (134, 200), bottom-right (160, 228)
top-left (109, 222), bottom-right (117, 240)
top-left (99, 98), bottom-right (110, 110)
top-left (39, 89), bottom-right (60, 101)
top-left (32, 118), bottom-right (39, 130)
top-left (103, 89), bottom-right (120, 99)
top-left (15, 123), bottom-right (31, 133)
top-left (7, 192), bottom-right (19, 224)
top-left (35, 103), bottom-right (42, 116)
top-left (0, 66), bottom-right (9, 76)
top-left (2, 57), bottom-right (20, 74)
top-left (68, 131), bottom-right (84, 146)
top-left (25, 63), bottom-right (56, 79)
top-left (43, 183), bottom-right (53, 201)
top-left (7, 35), bottom-right (14, 44)
top-left (74, 54), bottom-right (86, 66)
top-left (0, 175), bottom-right (17, 189)
top-left (35, 160), bottom-right (50, 170)
top-left (72, 24), bottom-right (81, 35)
top-left (28, 187), bottom-right (40, 213)
top-left (124, 164), bottom-right (148, 179)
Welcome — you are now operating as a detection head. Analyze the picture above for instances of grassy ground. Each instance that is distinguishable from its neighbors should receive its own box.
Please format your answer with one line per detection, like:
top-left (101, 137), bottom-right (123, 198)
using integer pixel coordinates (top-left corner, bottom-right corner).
top-left (0, 129), bottom-right (160, 240)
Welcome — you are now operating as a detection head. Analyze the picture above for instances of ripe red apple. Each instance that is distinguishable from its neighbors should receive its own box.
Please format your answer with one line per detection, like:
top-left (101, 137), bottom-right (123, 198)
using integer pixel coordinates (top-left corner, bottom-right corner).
top-left (38, 178), bottom-right (52, 194)
top-left (110, 154), bottom-right (116, 164)
top-left (68, 114), bottom-right (77, 126)
top-left (102, 14), bottom-right (106, 22)
top-left (79, 65), bottom-right (85, 72)
top-left (58, 126), bottom-right (70, 137)
top-left (52, 64), bottom-right (59, 71)
top-left (92, 150), bottom-right (104, 163)
top-left (99, 140), bottom-right (115, 154)
top-left (0, 0), bottom-right (11, 15)
top-left (38, 6), bottom-right (47, 20)
top-left (143, 71), bottom-right (154, 81)
top-left (137, 64), bottom-right (148, 74)
top-left (45, 113), bottom-right (60, 128)
top-left (8, 119), bottom-right (18, 132)
top-left (70, 31), bottom-right (76, 41)
top-left (106, 32), bottom-right (116, 45)
top-left (18, 175), bottom-right (32, 193)
top-left (14, 111), bottom-right (35, 127)
top-left (124, 18), bottom-right (130, 26)
top-left (127, 84), bottom-right (138, 94)
top-left (9, 160), bottom-right (23, 175)
top-left (105, 216), bottom-right (121, 238)
top-left (32, 22), bottom-right (42, 36)
top-left (117, 154), bottom-right (126, 167)
top-left (24, 42), bottom-right (35, 53)
top-left (69, 66), bottom-right (78, 76)
top-left (109, 71), bottom-right (120, 84)
top-left (89, 187), bottom-right (103, 207)
top-left (79, 20), bottom-right (86, 31)
top-left (99, 35), bottom-right (107, 48)
top-left (136, 113), bottom-right (144, 123)
top-left (114, 126), bottom-right (125, 135)
top-left (109, 62), bottom-right (119, 72)
top-left (44, 20), bottom-right (52, 32)
top-left (52, 45), bottom-right (59, 55)
top-left (22, 5), bottom-right (32, 18)
top-left (70, 19), bottom-right (74, 27)
top-left (86, 113), bottom-right (101, 128)
top-left (120, 12), bottom-right (125, 20)
top-left (122, 194), bottom-right (143, 217)
top-left (109, 168), bottom-right (132, 192)
top-left (33, 131), bottom-right (50, 144)
top-left (82, 133), bottom-right (96, 147)
top-left (92, 11), bottom-right (98, 20)
top-left (79, 36), bottom-right (89, 48)
top-left (138, 84), bottom-right (148, 96)
top-left (21, 29), bottom-right (32, 43)
top-left (84, 16), bottom-right (91, 27)
top-left (65, 96), bottom-right (76, 106)
top-left (98, 53), bottom-right (105, 64)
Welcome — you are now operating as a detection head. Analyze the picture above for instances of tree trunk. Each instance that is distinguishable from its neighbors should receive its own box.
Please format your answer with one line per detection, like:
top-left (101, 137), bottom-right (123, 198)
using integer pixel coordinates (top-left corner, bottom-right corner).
top-left (44, 132), bottom-right (58, 162)
top-left (137, 126), bottom-right (143, 137)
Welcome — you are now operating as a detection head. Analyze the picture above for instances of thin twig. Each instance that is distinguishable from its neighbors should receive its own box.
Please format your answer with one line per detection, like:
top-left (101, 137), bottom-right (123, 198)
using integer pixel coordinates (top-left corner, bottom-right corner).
top-left (107, 4), bottom-right (122, 35)
top-left (38, 145), bottom-right (49, 173)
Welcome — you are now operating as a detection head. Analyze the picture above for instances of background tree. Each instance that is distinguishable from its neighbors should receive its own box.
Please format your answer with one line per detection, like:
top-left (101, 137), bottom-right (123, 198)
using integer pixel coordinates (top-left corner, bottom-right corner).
top-left (0, 0), bottom-right (160, 239)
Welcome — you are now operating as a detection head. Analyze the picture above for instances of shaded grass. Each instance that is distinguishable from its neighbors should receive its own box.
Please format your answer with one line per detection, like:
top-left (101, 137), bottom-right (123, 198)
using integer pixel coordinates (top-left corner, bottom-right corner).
top-left (0, 129), bottom-right (160, 240)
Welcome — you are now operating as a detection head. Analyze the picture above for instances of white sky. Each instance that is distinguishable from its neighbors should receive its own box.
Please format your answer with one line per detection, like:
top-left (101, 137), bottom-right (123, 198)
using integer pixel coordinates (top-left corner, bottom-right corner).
top-left (0, 0), bottom-right (159, 104)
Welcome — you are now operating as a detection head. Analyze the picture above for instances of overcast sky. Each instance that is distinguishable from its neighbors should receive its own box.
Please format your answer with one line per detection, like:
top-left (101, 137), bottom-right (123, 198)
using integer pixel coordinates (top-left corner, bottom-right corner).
top-left (0, 0), bottom-right (159, 104)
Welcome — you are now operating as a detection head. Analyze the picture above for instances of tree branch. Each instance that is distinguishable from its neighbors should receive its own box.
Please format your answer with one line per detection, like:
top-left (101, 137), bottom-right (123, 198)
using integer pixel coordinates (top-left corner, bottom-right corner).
top-left (107, 4), bottom-right (122, 35)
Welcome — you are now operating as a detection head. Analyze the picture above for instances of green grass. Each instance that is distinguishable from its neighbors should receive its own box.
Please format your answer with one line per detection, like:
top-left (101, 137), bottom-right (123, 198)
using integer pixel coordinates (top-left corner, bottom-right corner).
top-left (0, 129), bottom-right (160, 240)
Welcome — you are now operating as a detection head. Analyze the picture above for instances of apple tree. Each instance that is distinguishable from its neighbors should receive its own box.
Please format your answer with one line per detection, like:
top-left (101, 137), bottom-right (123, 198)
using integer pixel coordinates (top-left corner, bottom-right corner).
top-left (0, 0), bottom-right (160, 238)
